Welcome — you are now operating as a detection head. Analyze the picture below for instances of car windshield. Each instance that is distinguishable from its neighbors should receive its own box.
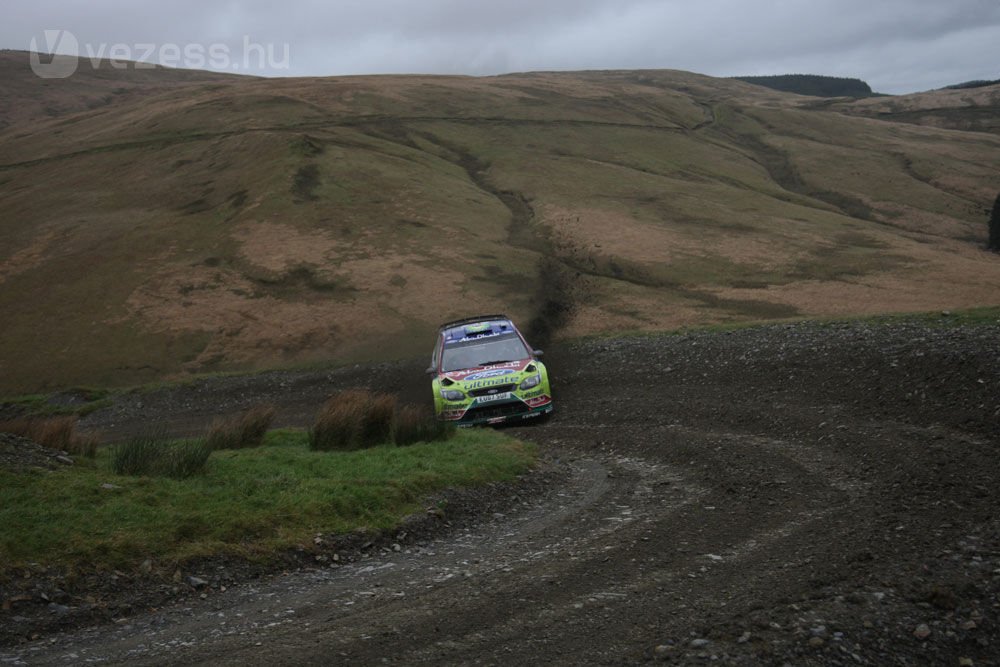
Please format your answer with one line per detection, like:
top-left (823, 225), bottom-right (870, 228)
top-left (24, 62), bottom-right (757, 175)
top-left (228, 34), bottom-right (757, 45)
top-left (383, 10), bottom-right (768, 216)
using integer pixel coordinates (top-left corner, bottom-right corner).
top-left (441, 333), bottom-right (530, 372)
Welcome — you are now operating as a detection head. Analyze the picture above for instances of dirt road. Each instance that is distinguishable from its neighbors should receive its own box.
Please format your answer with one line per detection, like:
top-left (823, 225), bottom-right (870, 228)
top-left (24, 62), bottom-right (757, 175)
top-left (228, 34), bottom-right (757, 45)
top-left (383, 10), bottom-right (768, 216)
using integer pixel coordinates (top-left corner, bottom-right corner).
top-left (4, 319), bottom-right (999, 665)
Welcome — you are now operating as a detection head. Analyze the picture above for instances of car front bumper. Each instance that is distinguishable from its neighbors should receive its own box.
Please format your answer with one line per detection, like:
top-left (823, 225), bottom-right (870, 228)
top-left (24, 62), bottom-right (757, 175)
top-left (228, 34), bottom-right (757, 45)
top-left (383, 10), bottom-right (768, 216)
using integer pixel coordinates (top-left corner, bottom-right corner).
top-left (439, 395), bottom-right (553, 427)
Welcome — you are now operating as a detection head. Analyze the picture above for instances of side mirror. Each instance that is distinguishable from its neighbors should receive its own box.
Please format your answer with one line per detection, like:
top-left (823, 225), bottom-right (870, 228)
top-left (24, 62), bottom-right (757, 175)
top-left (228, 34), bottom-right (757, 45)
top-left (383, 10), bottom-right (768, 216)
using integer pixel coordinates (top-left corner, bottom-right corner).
top-left (425, 366), bottom-right (437, 375)
top-left (533, 349), bottom-right (544, 357)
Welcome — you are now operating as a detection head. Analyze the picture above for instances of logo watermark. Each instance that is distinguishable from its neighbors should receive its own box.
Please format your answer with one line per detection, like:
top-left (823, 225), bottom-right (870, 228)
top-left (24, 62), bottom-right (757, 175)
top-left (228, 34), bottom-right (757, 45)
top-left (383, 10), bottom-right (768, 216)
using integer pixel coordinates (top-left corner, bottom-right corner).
top-left (29, 30), bottom-right (291, 79)
top-left (29, 29), bottom-right (79, 78)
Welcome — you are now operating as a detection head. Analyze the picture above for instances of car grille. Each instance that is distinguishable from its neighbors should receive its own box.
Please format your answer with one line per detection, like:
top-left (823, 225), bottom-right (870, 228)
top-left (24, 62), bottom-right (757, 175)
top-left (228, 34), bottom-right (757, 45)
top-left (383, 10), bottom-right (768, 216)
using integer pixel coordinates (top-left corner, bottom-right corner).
top-left (463, 401), bottom-right (530, 421)
top-left (468, 383), bottom-right (517, 397)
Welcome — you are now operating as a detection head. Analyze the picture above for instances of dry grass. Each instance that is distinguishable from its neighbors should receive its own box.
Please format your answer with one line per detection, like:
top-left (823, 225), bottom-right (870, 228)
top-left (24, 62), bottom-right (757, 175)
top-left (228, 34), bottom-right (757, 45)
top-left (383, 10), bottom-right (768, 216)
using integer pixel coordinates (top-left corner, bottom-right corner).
top-left (308, 390), bottom-right (454, 450)
top-left (205, 405), bottom-right (276, 450)
top-left (361, 393), bottom-right (397, 448)
top-left (233, 221), bottom-right (339, 275)
top-left (309, 389), bottom-right (382, 451)
top-left (0, 416), bottom-right (98, 458)
top-left (394, 405), bottom-right (456, 447)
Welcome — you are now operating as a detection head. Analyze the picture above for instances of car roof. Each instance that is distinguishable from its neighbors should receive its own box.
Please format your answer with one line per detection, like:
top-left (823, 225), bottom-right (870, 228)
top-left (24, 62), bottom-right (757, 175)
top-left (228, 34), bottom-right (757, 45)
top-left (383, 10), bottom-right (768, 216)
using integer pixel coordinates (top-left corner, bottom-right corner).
top-left (440, 316), bottom-right (518, 345)
top-left (437, 314), bottom-right (511, 331)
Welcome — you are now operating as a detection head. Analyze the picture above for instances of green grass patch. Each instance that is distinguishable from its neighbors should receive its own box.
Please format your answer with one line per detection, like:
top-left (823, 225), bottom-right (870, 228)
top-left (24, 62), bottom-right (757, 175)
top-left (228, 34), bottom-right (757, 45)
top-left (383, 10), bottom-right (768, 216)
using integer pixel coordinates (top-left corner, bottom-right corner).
top-left (0, 428), bottom-right (536, 572)
top-left (0, 387), bottom-right (114, 418)
top-left (110, 435), bottom-right (212, 478)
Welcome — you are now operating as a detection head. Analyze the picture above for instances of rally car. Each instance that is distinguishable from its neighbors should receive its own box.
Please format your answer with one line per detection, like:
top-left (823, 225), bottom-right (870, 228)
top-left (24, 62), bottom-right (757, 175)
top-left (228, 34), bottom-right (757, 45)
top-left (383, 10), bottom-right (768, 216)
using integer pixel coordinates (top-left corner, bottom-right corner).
top-left (428, 315), bottom-right (553, 426)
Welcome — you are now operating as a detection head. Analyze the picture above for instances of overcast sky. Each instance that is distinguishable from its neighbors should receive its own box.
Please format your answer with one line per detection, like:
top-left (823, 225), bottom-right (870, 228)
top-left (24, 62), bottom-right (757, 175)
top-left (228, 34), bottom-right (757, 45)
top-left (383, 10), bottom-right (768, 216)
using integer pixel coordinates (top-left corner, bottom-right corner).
top-left (5, 0), bottom-right (999, 94)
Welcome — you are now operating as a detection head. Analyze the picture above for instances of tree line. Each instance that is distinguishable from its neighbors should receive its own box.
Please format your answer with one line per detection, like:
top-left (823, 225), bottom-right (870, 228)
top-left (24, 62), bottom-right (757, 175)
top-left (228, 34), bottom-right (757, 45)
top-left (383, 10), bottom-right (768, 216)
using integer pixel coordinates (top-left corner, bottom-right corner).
top-left (733, 74), bottom-right (874, 98)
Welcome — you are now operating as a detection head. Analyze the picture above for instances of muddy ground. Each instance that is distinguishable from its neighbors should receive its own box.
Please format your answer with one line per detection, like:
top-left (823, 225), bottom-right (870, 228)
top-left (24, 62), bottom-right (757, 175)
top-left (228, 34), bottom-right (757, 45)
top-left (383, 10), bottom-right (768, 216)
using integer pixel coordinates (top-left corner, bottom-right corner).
top-left (2, 319), bottom-right (999, 665)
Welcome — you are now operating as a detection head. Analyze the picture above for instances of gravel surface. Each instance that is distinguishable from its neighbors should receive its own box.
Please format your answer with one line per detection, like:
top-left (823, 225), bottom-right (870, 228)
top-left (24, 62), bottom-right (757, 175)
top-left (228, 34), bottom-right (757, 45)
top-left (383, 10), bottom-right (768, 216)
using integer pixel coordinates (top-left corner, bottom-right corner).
top-left (2, 319), bottom-right (999, 665)
top-left (0, 433), bottom-right (75, 472)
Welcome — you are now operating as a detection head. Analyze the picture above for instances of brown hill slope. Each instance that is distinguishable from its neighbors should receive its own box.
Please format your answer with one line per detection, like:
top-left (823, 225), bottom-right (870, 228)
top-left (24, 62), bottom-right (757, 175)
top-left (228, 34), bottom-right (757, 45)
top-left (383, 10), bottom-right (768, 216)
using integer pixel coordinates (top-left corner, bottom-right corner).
top-left (828, 82), bottom-right (1000, 135)
top-left (0, 50), bottom-right (246, 130)
top-left (1, 60), bottom-right (999, 394)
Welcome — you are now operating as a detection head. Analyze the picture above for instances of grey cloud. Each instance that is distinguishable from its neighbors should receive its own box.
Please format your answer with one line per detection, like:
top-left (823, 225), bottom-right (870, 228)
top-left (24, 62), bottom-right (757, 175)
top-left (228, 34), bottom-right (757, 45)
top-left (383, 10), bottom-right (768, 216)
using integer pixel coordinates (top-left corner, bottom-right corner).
top-left (3, 0), bottom-right (998, 93)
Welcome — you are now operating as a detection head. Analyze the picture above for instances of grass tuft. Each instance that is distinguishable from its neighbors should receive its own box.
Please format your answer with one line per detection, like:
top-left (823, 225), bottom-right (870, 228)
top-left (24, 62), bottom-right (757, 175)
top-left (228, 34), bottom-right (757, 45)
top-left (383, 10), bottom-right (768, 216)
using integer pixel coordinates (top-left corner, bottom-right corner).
top-left (163, 440), bottom-right (213, 479)
top-left (111, 434), bottom-right (211, 479)
top-left (309, 389), bottom-right (370, 451)
top-left (206, 404), bottom-right (276, 450)
top-left (0, 416), bottom-right (98, 458)
top-left (110, 435), bottom-right (161, 476)
top-left (309, 389), bottom-right (398, 451)
top-left (394, 405), bottom-right (456, 446)
top-left (308, 389), bottom-right (453, 450)
top-left (362, 393), bottom-right (397, 447)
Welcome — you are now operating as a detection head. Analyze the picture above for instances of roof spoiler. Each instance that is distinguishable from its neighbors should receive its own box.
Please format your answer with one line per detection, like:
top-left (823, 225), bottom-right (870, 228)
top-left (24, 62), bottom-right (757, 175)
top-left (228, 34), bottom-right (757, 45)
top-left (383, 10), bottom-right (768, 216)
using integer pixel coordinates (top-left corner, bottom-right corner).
top-left (438, 314), bottom-right (511, 330)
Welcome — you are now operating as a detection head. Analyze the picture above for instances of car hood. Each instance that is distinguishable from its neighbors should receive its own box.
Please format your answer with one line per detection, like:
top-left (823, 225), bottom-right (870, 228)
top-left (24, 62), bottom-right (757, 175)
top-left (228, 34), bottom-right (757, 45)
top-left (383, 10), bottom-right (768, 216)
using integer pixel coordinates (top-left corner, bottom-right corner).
top-left (439, 359), bottom-right (536, 387)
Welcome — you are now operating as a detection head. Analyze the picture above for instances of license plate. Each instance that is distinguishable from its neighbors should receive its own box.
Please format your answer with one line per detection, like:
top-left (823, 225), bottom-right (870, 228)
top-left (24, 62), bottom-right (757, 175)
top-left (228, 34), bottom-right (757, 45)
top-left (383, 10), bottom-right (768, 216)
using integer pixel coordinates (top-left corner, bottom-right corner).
top-left (476, 392), bottom-right (512, 404)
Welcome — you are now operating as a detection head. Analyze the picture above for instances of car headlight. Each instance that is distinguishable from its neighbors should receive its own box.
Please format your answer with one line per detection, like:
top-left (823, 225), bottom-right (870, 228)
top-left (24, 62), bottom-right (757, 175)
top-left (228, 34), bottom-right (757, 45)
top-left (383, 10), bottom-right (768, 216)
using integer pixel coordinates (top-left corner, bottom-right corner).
top-left (519, 374), bottom-right (541, 390)
top-left (441, 389), bottom-right (466, 401)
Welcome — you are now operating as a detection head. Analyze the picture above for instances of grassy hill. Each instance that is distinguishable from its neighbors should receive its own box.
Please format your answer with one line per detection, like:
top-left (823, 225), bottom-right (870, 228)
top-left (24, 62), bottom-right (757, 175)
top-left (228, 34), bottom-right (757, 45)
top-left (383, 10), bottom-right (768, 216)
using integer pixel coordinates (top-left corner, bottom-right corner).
top-left (2, 51), bottom-right (1000, 394)
top-left (828, 81), bottom-right (1000, 134)
top-left (0, 49), bottom-right (245, 130)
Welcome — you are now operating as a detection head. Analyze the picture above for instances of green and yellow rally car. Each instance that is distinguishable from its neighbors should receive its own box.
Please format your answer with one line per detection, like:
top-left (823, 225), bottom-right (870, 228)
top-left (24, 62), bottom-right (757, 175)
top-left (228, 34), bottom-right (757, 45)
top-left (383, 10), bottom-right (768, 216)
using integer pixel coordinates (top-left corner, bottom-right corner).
top-left (427, 315), bottom-right (553, 426)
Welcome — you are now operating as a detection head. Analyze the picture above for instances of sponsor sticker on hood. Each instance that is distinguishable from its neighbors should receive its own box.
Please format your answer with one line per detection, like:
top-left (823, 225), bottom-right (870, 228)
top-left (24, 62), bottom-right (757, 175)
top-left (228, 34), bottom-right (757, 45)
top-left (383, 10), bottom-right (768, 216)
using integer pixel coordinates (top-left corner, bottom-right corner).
top-left (444, 360), bottom-right (529, 380)
top-left (464, 368), bottom-right (515, 381)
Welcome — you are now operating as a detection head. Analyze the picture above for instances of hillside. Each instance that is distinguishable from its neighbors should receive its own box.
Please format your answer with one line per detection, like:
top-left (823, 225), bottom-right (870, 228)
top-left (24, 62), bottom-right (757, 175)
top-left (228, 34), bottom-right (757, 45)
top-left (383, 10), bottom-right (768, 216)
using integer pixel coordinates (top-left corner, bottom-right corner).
top-left (2, 52), bottom-right (1000, 394)
top-left (828, 81), bottom-right (1000, 134)
top-left (945, 79), bottom-right (1000, 91)
top-left (0, 50), bottom-right (246, 130)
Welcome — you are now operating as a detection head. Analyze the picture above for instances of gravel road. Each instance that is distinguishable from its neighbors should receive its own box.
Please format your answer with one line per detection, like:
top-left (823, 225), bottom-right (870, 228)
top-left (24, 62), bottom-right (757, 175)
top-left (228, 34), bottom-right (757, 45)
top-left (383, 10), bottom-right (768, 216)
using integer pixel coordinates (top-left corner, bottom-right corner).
top-left (3, 319), bottom-right (999, 665)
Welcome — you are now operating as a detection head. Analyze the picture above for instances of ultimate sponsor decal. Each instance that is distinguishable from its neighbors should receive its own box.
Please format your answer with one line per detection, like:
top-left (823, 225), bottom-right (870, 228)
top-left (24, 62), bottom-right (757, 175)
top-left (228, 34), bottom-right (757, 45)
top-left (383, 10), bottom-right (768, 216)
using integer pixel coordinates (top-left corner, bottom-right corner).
top-left (466, 376), bottom-right (519, 390)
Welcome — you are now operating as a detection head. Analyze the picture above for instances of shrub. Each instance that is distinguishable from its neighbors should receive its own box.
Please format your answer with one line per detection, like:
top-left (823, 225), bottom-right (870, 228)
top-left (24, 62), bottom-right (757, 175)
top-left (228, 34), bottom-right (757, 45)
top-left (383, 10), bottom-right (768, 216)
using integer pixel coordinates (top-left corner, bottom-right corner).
top-left (206, 405), bottom-right (276, 450)
top-left (0, 416), bottom-right (98, 458)
top-left (394, 405), bottom-right (456, 446)
top-left (111, 435), bottom-right (211, 478)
